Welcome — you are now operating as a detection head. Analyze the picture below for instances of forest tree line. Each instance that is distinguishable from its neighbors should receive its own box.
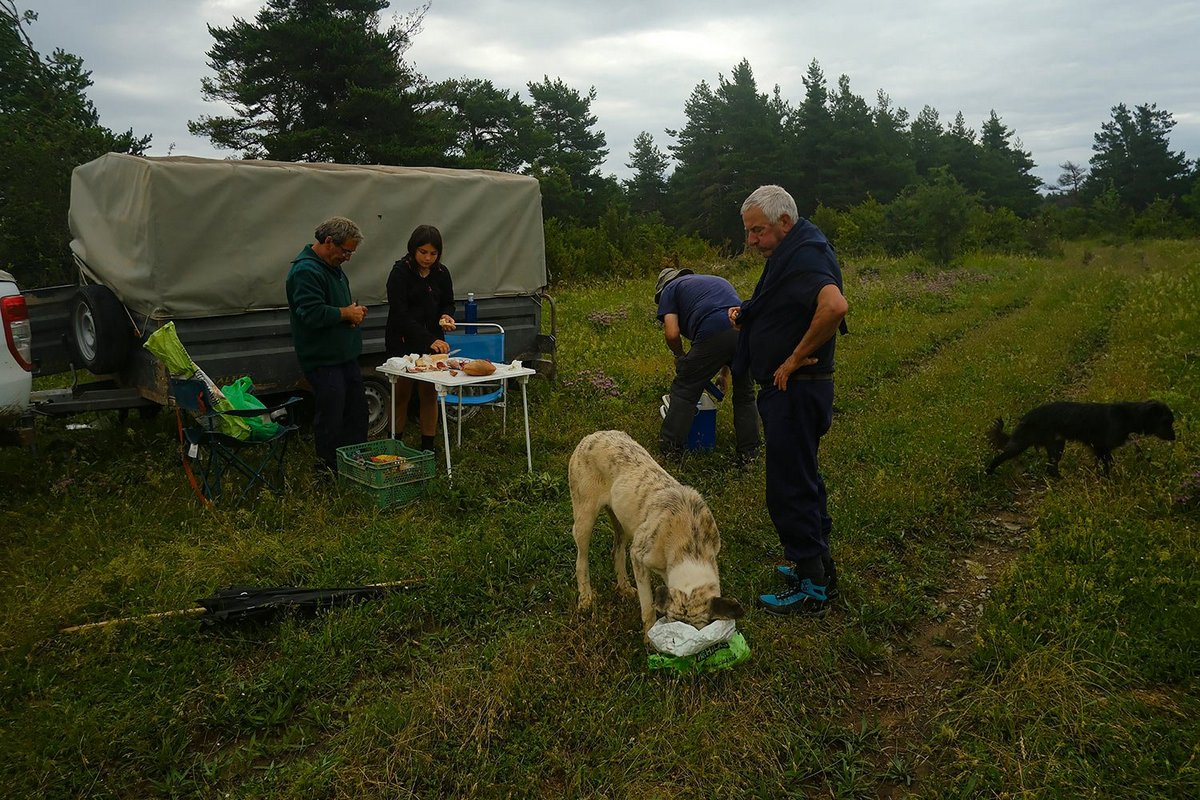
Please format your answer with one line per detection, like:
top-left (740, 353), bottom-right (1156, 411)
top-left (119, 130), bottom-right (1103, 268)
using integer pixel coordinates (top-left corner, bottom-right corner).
top-left (3, 0), bottom-right (1198, 287)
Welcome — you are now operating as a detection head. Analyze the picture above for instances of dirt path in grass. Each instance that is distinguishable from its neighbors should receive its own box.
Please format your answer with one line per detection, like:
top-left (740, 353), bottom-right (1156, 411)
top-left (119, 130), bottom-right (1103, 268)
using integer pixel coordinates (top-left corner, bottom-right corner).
top-left (846, 490), bottom-right (1038, 798)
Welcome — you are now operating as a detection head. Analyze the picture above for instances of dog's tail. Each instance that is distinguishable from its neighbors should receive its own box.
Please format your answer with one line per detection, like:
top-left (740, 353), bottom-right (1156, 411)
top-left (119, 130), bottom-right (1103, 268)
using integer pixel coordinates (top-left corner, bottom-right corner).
top-left (987, 418), bottom-right (1009, 450)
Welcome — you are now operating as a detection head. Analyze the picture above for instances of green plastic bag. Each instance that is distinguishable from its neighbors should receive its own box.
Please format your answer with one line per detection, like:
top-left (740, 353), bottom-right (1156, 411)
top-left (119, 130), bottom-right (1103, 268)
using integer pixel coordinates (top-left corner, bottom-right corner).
top-left (145, 322), bottom-right (250, 440)
top-left (221, 377), bottom-right (280, 441)
top-left (647, 631), bottom-right (751, 674)
top-left (143, 322), bottom-right (198, 378)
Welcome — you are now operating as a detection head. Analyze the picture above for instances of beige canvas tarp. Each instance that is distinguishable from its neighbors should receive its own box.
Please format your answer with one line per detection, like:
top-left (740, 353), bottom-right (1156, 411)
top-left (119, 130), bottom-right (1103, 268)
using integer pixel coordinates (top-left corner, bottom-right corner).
top-left (68, 154), bottom-right (547, 319)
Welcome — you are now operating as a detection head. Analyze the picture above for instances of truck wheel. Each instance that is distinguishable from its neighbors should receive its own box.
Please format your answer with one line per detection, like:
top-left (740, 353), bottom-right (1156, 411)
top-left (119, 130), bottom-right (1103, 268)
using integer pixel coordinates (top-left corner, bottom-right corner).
top-left (362, 376), bottom-right (391, 439)
top-left (69, 285), bottom-right (131, 374)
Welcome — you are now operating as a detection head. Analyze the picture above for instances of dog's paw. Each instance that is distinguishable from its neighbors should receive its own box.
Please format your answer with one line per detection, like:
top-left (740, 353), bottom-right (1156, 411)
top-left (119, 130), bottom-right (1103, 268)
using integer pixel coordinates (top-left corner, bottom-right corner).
top-left (577, 591), bottom-right (594, 612)
top-left (616, 583), bottom-right (637, 599)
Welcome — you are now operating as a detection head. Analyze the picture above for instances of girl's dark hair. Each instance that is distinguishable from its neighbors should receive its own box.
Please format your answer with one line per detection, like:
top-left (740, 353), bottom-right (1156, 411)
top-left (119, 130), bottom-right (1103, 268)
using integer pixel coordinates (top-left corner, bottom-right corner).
top-left (407, 225), bottom-right (443, 260)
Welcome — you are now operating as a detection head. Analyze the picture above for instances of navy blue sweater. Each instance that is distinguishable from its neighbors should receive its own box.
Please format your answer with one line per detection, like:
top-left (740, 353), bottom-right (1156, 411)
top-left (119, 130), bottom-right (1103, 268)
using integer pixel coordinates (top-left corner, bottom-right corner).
top-left (733, 219), bottom-right (846, 383)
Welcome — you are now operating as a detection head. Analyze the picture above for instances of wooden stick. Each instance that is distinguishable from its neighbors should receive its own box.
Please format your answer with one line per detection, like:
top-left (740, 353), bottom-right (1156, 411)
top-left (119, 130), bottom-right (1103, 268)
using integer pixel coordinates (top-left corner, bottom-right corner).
top-left (59, 578), bottom-right (425, 634)
top-left (61, 607), bottom-right (207, 633)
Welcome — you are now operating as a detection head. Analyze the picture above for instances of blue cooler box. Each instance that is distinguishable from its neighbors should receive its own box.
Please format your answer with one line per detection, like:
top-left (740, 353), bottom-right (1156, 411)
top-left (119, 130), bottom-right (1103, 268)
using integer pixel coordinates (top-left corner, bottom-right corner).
top-left (660, 393), bottom-right (718, 451)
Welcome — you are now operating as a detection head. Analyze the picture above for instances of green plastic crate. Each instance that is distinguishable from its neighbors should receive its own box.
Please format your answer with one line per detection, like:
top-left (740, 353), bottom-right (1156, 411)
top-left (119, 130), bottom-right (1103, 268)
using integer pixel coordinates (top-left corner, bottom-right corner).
top-left (339, 472), bottom-right (431, 509)
top-left (336, 440), bottom-right (435, 488)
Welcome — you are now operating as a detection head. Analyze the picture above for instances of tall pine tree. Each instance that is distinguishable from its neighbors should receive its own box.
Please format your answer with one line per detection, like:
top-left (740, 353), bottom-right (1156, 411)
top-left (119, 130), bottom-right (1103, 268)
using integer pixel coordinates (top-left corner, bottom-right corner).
top-left (526, 76), bottom-right (608, 222)
top-left (189, 0), bottom-right (439, 164)
top-left (427, 77), bottom-right (534, 172)
top-left (623, 131), bottom-right (669, 215)
top-left (976, 110), bottom-right (1042, 215)
top-left (1086, 102), bottom-right (1191, 212)
top-left (668, 60), bottom-right (785, 244)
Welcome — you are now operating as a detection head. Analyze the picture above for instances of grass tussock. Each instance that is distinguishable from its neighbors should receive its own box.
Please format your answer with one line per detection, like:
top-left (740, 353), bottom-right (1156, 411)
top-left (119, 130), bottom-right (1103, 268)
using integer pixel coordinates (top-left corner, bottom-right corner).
top-left (1, 240), bottom-right (1197, 798)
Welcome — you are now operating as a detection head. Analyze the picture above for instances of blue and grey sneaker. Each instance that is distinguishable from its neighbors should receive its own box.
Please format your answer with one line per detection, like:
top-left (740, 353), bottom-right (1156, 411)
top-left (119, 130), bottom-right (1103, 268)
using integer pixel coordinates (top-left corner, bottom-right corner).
top-left (758, 578), bottom-right (829, 616)
top-left (775, 564), bottom-right (839, 600)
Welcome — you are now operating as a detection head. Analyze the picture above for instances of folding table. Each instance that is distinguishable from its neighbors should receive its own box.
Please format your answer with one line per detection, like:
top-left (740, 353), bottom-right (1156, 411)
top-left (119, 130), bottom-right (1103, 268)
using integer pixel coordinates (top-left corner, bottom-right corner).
top-left (376, 361), bottom-right (537, 481)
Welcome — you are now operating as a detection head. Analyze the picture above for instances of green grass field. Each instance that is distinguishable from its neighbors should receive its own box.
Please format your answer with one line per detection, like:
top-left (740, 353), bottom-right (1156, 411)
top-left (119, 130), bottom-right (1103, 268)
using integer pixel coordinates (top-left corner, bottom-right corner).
top-left (2, 241), bottom-right (1197, 798)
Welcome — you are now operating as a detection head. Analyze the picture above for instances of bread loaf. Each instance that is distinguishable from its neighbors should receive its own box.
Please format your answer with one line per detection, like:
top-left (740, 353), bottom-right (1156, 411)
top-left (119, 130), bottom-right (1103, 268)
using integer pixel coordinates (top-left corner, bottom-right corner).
top-left (463, 359), bottom-right (496, 376)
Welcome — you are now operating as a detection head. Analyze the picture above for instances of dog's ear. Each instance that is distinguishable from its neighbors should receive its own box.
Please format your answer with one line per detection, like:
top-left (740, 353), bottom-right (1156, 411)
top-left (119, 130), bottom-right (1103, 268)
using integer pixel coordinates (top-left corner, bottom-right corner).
top-left (709, 596), bottom-right (745, 620)
top-left (653, 585), bottom-right (672, 614)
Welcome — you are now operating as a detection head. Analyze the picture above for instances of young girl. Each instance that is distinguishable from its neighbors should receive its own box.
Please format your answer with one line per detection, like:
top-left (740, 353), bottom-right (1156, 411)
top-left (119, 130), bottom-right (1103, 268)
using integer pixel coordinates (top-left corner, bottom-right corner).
top-left (384, 225), bottom-right (456, 451)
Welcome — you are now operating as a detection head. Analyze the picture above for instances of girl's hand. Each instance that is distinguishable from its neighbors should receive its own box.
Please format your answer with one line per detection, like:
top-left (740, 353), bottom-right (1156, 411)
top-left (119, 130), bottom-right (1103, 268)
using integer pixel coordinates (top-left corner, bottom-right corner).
top-left (431, 339), bottom-right (450, 354)
top-left (439, 315), bottom-right (456, 331)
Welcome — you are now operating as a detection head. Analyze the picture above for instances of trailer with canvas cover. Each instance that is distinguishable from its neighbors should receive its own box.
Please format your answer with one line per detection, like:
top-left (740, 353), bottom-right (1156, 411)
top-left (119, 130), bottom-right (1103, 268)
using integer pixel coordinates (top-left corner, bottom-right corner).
top-left (26, 154), bottom-right (555, 435)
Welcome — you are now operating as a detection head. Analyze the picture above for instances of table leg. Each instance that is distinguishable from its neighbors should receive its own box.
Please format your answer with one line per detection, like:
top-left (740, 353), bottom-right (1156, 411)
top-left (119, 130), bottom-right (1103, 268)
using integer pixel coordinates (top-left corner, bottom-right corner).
top-left (520, 377), bottom-right (532, 472)
top-left (436, 385), bottom-right (453, 480)
top-left (388, 376), bottom-right (397, 438)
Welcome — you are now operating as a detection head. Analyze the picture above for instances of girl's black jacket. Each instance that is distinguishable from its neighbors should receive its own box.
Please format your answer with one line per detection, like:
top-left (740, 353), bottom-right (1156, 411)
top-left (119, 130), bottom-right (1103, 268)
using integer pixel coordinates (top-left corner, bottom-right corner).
top-left (384, 256), bottom-right (455, 355)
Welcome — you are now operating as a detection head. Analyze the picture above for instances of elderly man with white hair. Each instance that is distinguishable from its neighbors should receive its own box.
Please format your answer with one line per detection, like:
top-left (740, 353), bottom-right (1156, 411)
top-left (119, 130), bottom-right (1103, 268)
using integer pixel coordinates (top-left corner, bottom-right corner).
top-left (730, 185), bottom-right (849, 616)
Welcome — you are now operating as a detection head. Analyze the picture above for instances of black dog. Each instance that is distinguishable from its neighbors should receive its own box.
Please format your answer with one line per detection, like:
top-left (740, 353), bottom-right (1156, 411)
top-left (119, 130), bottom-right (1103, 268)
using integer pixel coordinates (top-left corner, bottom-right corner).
top-left (986, 400), bottom-right (1176, 477)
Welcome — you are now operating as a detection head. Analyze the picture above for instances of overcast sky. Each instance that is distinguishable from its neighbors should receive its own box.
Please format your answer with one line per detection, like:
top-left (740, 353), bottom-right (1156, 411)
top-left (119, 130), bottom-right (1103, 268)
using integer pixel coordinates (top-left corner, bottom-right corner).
top-left (21, 0), bottom-right (1200, 189)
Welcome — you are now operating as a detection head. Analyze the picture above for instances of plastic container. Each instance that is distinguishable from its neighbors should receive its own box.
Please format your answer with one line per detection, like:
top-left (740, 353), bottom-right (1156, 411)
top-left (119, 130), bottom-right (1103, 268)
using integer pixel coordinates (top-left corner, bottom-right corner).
top-left (464, 292), bottom-right (477, 333)
top-left (337, 439), bottom-right (435, 488)
top-left (335, 440), bottom-right (436, 509)
top-left (659, 393), bottom-right (718, 451)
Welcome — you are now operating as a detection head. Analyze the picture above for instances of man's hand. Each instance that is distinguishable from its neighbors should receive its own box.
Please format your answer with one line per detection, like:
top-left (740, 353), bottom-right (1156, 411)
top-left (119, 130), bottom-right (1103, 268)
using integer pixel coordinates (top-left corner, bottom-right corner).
top-left (715, 365), bottom-right (730, 393)
top-left (431, 339), bottom-right (450, 354)
top-left (773, 354), bottom-right (818, 390)
top-left (727, 306), bottom-right (742, 329)
top-left (439, 314), bottom-right (456, 331)
top-left (341, 302), bottom-right (367, 326)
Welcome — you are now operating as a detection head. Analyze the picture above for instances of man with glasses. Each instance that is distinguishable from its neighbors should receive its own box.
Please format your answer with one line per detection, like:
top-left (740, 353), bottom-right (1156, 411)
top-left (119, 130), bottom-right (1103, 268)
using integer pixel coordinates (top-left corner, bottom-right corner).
top-left (286, 216), bottom-right (370, 478)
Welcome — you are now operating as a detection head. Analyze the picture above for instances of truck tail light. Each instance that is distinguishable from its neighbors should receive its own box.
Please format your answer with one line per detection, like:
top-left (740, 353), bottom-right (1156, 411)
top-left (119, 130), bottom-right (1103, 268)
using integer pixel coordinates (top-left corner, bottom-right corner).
top-left (2, 294), bottom-right (33, 371)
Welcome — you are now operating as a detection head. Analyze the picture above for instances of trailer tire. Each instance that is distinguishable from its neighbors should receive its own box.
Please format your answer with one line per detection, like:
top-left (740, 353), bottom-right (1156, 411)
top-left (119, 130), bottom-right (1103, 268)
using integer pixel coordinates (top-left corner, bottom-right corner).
top-left (363, 376), bottom-right (391, 439)
top-left (69, 285), bottom-right (131, 374)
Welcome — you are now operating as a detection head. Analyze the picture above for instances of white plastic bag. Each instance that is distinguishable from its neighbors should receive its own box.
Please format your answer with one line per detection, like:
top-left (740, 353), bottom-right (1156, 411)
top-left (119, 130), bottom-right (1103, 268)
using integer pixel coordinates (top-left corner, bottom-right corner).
top-left (646, 618), bottom-right (737, 656)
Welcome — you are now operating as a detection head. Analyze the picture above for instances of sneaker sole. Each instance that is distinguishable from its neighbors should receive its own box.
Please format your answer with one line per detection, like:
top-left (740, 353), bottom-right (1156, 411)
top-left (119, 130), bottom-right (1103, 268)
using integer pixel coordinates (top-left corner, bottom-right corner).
top-left (757, 597), bottom-right (830, 617)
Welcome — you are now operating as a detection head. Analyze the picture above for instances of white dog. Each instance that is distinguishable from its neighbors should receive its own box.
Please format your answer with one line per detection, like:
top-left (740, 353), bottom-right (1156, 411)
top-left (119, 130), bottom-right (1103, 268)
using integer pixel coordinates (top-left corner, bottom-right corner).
top-left (569, 430), bottom-right (744, 637)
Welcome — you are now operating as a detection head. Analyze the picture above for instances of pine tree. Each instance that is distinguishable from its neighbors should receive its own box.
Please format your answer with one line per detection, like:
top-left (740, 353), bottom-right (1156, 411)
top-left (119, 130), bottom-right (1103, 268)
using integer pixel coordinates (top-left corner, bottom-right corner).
top-left (1086, 102), bottom-right (1191, 212)
top-left (526, 76), bottom-right (608, 222)
top-left (667, 60), bottom-right (785, 245)
top-left (623, 131), bottom-right (669, 215)
top-left (428, 77), bottom-right (534, 172)
top-left (1, 2), bottom-right (150, 285)
top-left (189, 0), bottom-right (439, 164)
top-left (976, 110), bottom-right (1042, 215)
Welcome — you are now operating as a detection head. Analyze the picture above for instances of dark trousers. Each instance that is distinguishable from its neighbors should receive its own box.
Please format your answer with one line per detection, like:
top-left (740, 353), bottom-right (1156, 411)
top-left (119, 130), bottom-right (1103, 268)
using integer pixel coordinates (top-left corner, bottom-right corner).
top-left (305, 361), bottom-right (368, 471)
top-left (757, 379), bottom-right (833, 567)
top-left (660, 327), bottom-right (760, 455)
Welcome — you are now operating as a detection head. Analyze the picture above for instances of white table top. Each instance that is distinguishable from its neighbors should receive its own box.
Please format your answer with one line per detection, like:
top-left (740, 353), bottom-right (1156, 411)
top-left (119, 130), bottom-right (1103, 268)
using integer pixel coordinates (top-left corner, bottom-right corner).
top-left (377, 361), bottom-right (535, 387)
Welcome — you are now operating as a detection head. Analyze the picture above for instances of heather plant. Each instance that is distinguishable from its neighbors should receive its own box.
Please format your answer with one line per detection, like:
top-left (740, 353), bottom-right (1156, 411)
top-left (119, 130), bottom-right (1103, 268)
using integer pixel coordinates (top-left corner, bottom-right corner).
top-left (585, 305), bottom-right (628, 329)
top-left (563, 368), bottom-right (622, 397)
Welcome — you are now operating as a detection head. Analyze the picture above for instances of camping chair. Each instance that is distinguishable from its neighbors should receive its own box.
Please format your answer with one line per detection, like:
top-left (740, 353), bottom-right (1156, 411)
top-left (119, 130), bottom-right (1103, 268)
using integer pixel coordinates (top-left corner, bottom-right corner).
top-left (443, 323), bottom-right (506, 445)
top-left (169, 378), bottom-right (302, 505)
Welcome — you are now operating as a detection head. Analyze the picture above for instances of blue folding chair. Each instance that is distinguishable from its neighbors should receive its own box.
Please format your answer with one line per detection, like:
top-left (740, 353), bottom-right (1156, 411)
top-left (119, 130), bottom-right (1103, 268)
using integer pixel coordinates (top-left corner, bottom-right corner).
top-left (443, 323), bottom-right (506, 445)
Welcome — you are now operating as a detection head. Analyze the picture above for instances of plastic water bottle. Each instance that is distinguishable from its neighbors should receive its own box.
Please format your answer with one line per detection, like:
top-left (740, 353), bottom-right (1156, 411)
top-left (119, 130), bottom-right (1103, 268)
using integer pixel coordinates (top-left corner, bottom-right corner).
top-left (465, 292), bottom-right (477, 334)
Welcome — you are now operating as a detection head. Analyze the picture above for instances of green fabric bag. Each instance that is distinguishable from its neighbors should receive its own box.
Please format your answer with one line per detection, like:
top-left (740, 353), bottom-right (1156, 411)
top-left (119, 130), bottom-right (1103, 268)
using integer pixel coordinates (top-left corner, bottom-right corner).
top-left (221, 377), bottom-right (281, 441)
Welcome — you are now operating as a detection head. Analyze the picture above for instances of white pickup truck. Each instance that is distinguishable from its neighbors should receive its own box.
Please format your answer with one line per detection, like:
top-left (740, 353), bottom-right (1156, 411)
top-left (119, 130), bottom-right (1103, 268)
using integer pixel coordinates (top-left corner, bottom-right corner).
top-left (0, 269), bottom-right (34, 436)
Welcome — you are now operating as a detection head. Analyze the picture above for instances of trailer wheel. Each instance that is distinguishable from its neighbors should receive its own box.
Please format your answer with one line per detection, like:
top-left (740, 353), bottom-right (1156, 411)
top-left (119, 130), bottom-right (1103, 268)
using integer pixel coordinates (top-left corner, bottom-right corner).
top-left (363, 376), bottom-right (392, 439)
top-left (69, 285), bottom-right (131, 374)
